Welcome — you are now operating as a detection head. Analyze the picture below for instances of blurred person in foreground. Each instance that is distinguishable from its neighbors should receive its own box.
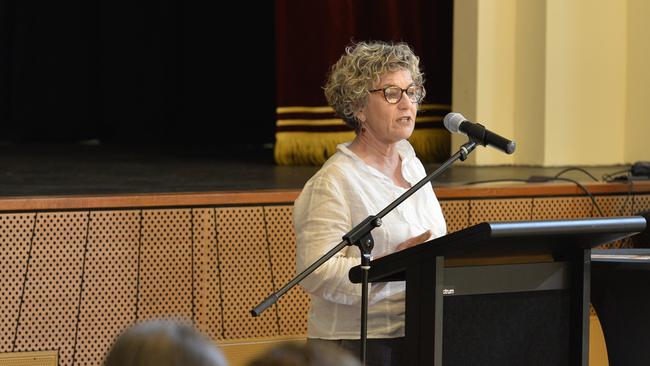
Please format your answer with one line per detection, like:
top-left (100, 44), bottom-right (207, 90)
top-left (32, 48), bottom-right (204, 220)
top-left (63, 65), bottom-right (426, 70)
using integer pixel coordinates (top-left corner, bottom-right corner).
top-left (104, 320), bottom-right (227, 366)
top-left (248, 341), bottom-right (361, 366)
top-left (293, 41), bottom-right (447, 366)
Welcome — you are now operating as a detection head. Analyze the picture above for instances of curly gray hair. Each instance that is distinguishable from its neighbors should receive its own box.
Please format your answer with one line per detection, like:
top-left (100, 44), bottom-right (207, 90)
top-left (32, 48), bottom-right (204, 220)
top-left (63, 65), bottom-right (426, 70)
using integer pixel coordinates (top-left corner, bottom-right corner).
top-left (324, 41), bottom-right (424, 132)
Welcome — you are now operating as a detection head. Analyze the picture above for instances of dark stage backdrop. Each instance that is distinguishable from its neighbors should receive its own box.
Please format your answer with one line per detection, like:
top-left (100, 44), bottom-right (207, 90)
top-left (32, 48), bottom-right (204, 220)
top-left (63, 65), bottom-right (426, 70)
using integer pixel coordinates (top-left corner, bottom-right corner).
top-left (0, 2), bottom-right (276, 148)
top-left (0, 1), bottom-right (452, 162)
top-left (274, 0), bottom-right (453, 165)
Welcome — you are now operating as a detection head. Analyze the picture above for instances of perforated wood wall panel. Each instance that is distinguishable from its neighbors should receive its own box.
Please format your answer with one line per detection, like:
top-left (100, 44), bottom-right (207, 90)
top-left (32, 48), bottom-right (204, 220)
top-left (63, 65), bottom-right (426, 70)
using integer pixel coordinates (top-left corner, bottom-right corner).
top-left (634, 194), bottom-right (650, 214)
top-left (0, 191), bottom-right (647, 366)
top-left (439, 200), bottom-right (470, 233)
top-left (469, 198), bottom-right (532, 225)
top-left (14, 212), bottom-right (88, 366)
top-left (74, 210), bottom-right (140, 366)
top-left (531, 197), bottom-right (594, 220)
top-left (216, 207), bottom-right (277, 339)
top-left (263, 206), bottom-right (309, 336)
top-left (619, 193), bottom-right (650, 249)
top-left (193, 208), bottom-right (223, 341)
top-left (138, 209), bottom-right (193, 323)
top-left (593, 196), bottom-right (633, 249)
top-left (596, 196), bottom-right (634, 217)
top-left (0, 213), bottom-right (35, 353)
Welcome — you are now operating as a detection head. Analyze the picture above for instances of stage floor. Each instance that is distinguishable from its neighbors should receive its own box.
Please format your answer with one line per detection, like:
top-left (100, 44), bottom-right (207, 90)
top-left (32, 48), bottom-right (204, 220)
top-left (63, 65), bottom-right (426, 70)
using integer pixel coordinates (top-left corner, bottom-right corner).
top-left (0, 143), bottom-right (632, 197)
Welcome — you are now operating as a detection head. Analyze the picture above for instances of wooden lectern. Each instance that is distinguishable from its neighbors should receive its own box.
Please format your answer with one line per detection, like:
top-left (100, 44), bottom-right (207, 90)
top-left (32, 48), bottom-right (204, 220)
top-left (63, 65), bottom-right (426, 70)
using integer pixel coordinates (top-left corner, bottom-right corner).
top-left (349, 217), bottom-right (646, 366)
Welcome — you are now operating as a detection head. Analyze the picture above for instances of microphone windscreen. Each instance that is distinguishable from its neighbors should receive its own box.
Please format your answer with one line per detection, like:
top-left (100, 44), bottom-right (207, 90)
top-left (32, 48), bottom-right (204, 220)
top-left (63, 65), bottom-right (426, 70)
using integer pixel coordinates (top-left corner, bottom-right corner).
top-left (443, 112), bottom-right (466, 133)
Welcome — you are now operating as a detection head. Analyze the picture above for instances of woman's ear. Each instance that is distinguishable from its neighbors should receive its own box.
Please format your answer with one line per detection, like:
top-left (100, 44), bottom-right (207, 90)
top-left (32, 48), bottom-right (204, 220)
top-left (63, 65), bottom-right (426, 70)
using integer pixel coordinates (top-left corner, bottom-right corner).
top-left (354, 109), bottom-right (366, 124)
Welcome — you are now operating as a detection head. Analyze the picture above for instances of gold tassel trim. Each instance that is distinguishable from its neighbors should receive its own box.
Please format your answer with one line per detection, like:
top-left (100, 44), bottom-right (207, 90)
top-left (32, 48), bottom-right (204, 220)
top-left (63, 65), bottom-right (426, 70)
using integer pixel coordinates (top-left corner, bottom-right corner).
top-left (407, 128), bottom-right (451, 163)
top-left (274, 129), bottom-right (450, 165)
top-left (275, 131), bottom-right (356, 165)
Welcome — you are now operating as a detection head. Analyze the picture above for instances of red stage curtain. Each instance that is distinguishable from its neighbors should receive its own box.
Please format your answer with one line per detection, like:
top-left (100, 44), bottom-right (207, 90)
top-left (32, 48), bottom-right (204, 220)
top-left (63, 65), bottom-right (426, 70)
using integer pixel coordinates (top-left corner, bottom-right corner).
top-left (275, 0), bottom-right (453, 165)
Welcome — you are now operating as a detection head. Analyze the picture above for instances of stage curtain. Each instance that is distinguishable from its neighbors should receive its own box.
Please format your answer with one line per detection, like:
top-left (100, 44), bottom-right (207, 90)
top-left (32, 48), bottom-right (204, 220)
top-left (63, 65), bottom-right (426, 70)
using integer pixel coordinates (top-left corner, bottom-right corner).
top-left (0, 2), bottom-right (275, 147)
top-left (275, 0), bottom-right (453, 165)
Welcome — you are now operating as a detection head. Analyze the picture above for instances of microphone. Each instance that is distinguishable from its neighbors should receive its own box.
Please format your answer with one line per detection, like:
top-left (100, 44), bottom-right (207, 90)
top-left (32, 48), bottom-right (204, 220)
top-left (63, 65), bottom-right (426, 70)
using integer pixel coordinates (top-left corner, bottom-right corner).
top-left (443, 112), bottom-right (516, 154)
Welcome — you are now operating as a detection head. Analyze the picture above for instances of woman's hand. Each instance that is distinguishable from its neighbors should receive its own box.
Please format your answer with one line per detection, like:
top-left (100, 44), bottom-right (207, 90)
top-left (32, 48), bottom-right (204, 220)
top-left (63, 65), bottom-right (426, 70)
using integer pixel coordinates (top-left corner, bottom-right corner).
top-left (395, 230), bottom-right (433, 251)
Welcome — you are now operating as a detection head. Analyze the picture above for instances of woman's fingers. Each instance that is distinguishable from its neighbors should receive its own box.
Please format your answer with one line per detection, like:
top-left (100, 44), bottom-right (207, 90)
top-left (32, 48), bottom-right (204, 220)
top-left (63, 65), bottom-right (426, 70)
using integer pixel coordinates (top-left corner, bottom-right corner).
top-left (396, 230), bottom-right (433, 251)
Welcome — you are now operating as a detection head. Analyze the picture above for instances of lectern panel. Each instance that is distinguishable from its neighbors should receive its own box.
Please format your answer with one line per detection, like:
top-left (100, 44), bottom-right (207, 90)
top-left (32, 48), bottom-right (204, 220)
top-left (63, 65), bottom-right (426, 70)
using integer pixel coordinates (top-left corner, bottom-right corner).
top-left (443, 291), bottom-right (571, 366)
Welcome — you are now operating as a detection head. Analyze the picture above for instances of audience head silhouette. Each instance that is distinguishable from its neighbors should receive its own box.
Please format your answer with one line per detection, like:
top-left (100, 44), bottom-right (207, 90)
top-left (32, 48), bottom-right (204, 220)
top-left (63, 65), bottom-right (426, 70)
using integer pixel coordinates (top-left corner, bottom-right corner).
top-left (247, 341), bottom-right (361, 366)
top-left (104, 320), bottom-right (227, 366)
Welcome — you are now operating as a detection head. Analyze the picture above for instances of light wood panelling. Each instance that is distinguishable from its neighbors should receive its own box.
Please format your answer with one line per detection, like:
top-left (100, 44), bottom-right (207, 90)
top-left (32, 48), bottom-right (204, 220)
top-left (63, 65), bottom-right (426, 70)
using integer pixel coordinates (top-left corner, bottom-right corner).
top-left (440, 200), bottom-right (470, 233)
top-left (634, 194), bottom-right (650, 214)
top-left (216, 207), bottom-right (277, 339)
top-left (0, 213), bottom-right (35, 352)
top-left (0, 188), bottom-right (647, 366)
top-left (74, 211), bottom-right (140, 366)
top-left (193, 208), bottom-right (224, 341)
top-left (0, 350), bottom-right (58, 366)
top-left (13, 212), bottom-right (88, 366)
top-left (469, 198), bottom-right (532, 225)
top-left (138, 209), bottom-right (193, 323)
top-left (1, 182), bottom-right (647, 212)
top-left (596, 195), bottom-right (634, 217)
top-left (218, 336), bottom-right (306, 366)
top-left (264, 206), bottom-right (309, 336)
top-left (594, 196), bottom-right (634, 249)
top-left (589, 314), bottom-right (609, 366)
top-left (436, 181), bottom-right (650, 199)
top-left (532, 197), bottom-right (594, 220)
top-left (0, 191), bottom-right (300, 211)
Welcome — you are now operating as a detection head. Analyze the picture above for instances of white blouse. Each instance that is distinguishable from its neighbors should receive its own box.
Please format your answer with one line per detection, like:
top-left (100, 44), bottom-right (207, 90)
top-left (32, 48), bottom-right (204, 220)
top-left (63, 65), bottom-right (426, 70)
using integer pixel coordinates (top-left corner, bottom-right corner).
top-left (294, 140), bottom-right (447, 339)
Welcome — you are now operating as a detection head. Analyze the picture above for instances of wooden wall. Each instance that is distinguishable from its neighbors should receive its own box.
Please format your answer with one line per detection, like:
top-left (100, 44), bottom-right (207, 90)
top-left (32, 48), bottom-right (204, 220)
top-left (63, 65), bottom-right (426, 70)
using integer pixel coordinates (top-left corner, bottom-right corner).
top-left (0, 182), bottom-right (648, 366)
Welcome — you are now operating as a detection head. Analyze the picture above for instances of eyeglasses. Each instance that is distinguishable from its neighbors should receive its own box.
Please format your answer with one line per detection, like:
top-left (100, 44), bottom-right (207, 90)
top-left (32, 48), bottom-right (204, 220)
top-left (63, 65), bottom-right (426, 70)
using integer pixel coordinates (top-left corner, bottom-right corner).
top-left (369, 85), bottom-right (426, 104)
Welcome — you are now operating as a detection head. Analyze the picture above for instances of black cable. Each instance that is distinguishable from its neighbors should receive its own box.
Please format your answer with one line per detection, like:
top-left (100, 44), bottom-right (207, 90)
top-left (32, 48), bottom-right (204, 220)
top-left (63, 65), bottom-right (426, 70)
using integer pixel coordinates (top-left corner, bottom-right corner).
top-left (544, 177), bottom-right (604, 216)
top-left (554, 167), bottom-right (599, 182)
top-left (463, 176), bottom-right (605, 217)
top-left (599, 167), bottom-right (636, 215)
top-left (617, 178), bottom-right (635, 216)
top-left (630, 179), bottom-right (636, 214)
top-left (464, 178), bottom-right (530, 185)
top-left (608, 178), bottom-right (636, 250)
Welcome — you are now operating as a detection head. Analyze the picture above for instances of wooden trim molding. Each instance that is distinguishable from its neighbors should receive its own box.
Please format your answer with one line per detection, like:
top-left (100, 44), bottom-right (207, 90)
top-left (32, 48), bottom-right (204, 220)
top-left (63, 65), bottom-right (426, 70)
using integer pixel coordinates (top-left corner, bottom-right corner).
top-left (435, 181), bottom-right (650, 199)
top-left (0, 181), bottom-right (648, 212)
top-left (0, 190), bottom-right (300, 211)
top-left (0, 351), bottom-right (58, 366)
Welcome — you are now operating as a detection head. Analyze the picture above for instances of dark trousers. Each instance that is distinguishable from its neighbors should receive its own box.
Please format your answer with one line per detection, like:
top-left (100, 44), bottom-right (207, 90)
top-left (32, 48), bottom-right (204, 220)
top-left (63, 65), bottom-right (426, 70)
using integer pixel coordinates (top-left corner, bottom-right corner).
top-left (308, 337), bottom-right (405, 366)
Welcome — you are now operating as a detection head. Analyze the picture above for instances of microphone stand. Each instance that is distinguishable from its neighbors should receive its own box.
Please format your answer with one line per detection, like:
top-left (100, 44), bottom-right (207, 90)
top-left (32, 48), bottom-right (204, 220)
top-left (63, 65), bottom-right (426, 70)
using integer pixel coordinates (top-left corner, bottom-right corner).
top-left (251, 140), bottom-right (478, 364)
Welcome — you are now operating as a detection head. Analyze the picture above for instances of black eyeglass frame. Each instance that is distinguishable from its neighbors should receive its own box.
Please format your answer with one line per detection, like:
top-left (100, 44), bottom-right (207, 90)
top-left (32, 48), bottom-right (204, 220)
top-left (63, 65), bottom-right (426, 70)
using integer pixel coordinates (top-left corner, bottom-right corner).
top-left (368, 85), bottom-right (426, 104)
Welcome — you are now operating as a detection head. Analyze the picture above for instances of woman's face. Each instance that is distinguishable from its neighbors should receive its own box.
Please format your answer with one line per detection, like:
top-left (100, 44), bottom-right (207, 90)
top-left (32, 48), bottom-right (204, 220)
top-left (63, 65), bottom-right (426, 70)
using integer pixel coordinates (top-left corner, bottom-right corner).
top-left (355, 69), bottom-right (418, 144)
